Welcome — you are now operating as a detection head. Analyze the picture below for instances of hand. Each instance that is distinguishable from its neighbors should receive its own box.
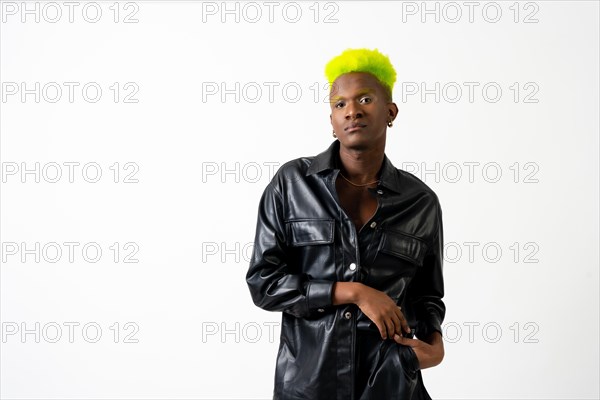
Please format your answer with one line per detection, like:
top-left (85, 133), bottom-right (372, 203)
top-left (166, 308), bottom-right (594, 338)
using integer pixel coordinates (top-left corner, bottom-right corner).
top-left (393, 331), bottom-right (444, 369)
top-left (354, 284), bottom-right (411, 340)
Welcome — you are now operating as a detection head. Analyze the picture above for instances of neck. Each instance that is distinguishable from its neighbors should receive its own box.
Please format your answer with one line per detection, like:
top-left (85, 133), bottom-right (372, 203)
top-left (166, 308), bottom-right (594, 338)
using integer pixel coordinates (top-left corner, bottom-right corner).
top-left (337, 141), bottom-right (385, 184)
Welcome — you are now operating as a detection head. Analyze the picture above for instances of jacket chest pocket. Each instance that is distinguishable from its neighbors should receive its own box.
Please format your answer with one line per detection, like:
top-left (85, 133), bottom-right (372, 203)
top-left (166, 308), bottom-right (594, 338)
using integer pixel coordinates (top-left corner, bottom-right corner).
top-left (286, 219), bottom-right (334, 246)
top-left (363, 230), bottom-right (429, 295)
top-left (285, 219), bottom-right (335, 277)
top-left (378, 229), bottom-right (428, 268)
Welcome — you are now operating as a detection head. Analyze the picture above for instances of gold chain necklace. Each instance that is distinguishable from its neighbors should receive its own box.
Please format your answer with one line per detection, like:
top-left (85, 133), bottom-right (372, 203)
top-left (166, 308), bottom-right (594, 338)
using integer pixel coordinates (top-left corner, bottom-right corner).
top-left (338, 172), bottom-right (380, 187)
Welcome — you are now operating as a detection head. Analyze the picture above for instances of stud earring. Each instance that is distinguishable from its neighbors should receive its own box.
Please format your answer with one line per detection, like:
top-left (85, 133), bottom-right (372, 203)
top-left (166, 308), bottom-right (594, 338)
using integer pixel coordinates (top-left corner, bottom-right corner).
top-left (387, 120), bottom-right (393, 127)
top-left (332, 130), bottom-right (337, 138)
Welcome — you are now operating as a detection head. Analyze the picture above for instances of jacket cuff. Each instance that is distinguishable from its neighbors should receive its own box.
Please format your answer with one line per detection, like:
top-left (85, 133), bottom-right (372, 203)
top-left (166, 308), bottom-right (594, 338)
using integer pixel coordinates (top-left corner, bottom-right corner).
top-left (415, 315), bottom-right (443, 340)
top-left (306, 280), bottom-right (334, 310)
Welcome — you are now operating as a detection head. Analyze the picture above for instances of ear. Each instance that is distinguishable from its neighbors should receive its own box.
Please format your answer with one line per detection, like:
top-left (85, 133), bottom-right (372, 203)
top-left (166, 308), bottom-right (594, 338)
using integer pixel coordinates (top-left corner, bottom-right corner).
top-left (388, 102), bottom-right (399, 122)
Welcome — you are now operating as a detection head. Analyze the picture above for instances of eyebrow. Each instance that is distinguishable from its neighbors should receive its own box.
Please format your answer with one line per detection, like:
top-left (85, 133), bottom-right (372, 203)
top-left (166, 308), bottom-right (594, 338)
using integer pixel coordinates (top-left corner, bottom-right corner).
top-left (330, 88), bottom-right (376, 102)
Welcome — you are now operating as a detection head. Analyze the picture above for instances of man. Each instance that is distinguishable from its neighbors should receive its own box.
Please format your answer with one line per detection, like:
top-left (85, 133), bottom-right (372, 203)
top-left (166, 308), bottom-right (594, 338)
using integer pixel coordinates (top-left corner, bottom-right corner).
top-left (246, 48), bottom-right (445, 400)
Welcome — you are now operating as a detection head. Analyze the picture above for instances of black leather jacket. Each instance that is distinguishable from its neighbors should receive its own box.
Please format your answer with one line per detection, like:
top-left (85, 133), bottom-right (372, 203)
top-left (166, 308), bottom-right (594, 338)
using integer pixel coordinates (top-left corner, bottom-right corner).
top-left (246, 140), bottom-right (445, 400)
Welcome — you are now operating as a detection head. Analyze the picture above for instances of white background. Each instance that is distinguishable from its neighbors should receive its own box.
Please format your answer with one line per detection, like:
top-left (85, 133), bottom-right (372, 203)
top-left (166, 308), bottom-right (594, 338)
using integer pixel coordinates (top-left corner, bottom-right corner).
top-left (1, 1), bottom-right (598, 399)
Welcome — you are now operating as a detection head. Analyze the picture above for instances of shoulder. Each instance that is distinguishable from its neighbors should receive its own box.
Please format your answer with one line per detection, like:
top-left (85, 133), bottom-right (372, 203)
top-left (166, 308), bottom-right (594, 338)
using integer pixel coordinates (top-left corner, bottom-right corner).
top-left (398, 168), bottom-right (444, 234)
top-left (268, 155), bottom-right (315, 188)
top-left (401, 169), bottom-right (439, 198)
top-left (395, 168), bottom-right (443, 217)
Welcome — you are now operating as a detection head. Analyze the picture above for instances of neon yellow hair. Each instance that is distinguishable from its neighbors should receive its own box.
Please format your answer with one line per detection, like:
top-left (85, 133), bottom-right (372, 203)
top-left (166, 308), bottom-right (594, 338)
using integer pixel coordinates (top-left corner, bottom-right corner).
top-left (324, 48), bottom-right (397, 100)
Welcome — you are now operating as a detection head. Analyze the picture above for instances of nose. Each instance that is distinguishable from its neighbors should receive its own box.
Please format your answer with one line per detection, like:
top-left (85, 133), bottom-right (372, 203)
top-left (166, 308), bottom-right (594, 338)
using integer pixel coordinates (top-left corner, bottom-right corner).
top-left (345, 101), bottom-right (363, 120)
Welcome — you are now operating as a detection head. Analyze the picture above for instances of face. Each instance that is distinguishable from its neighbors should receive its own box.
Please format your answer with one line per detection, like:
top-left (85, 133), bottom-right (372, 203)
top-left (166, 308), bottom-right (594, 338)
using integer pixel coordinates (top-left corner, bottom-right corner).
top-left (329, 72), bottom-right (398, 151)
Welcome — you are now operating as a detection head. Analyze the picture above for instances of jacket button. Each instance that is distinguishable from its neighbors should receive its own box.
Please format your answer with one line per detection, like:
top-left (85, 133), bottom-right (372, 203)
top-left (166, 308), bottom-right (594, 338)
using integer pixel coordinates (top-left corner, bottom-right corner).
top-left (370, 221), bottom-right (377, 228)
top-left (344, 312), bottom-right (352, 319)
top-left (318, 308), bottom-right (325, 313)
top-left (349, 263), bottom-right (357, 271)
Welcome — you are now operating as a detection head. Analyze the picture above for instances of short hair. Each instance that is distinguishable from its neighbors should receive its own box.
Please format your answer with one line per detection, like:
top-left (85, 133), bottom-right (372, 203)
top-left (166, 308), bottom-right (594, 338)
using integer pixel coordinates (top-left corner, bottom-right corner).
top-left (324, 48), bottom-right (397, 101)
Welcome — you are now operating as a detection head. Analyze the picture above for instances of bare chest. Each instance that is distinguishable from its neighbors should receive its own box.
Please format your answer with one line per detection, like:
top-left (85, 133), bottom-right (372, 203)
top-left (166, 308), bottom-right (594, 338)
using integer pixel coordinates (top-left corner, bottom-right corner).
top-left (335, 178), bottom-right (379, 232)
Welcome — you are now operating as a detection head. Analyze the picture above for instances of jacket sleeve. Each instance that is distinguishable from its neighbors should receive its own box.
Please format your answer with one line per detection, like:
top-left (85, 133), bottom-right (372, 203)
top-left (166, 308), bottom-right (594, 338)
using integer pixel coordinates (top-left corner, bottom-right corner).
top-left (407, 198), bottom-right (446, 340)
top-left (246, 179), bottom-right (335, 318)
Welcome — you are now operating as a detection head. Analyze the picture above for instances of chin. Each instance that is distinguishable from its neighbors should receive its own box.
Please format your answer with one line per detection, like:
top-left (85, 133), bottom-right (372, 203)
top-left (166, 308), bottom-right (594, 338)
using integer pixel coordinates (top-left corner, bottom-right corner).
top-left (343, 131), bottom-right (385, 149)
top-left (341, 137), bottom-right (372, 151)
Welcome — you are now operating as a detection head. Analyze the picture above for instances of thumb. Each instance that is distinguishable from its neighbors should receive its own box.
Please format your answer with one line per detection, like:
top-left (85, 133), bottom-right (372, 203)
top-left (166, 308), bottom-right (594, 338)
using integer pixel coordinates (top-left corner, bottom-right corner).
top-left (393, 334), bottom-right (418, 346)
top-left (393, 333), bottom-right (407, 344)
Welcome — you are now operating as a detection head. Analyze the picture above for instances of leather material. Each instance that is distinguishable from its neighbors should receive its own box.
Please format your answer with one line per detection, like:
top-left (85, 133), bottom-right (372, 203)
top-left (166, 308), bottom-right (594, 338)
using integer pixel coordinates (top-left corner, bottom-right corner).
top-left (246, 140), bottom-right (445, 399)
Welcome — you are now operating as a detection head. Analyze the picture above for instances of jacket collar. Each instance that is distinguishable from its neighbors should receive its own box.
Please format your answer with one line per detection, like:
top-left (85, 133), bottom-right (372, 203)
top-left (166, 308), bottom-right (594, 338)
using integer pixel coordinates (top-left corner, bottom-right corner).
top-left (306, 139), bottom-right (403, 194)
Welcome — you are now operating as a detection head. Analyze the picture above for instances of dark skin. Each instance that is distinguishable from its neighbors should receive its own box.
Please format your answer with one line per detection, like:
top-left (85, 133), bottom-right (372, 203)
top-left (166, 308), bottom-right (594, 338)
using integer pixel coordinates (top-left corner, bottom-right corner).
top-left (329, 72), bottom-right (444, 370)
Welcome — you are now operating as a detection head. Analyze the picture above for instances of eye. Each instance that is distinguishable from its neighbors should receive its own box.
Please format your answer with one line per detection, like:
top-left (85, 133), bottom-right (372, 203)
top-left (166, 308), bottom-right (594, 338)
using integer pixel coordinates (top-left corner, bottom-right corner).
top-left (360, 96), bottom-right (372, 104)
top-left (334, 101), bottom-right (345, 108)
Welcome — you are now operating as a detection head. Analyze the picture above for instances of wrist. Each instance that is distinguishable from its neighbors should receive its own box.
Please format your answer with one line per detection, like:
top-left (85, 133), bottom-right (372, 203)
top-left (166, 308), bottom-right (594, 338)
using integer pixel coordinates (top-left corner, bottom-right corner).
top-left (425, 331), bottom-right (444, 361)
top-left (348, 282), bottom-right (363, 304)
top-left (332, 282), bottom-right (364, 305)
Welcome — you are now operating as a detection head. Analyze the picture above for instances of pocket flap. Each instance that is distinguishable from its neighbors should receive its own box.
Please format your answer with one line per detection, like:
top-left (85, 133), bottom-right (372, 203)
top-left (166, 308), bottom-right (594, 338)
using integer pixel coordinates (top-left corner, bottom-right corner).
top-left (286, 219), bottom-right (334, 246)
top-left (380, 230), bottom-right (427, 266)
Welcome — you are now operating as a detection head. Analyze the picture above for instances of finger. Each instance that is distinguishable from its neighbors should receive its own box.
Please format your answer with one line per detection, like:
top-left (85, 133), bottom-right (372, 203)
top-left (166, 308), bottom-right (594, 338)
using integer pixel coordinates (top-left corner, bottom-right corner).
top-left (393, 308), bottom-right (404, 335)
top-left (401, 317), bottom-right (411, 334)
top-left (392, 313), bottom-right (402, 336)
top-left (393, 333), bottom-right (415, 344)
top-left (394, 306), bottom-right (403, 321)
top-left (376, 321), bottom-right (387, 340)
top-left (384, 318), bottom-right (395, 340)
top-left (394, 334), bottom-right (420, 346)
top-left (395, 307), bottom-right (411, 333)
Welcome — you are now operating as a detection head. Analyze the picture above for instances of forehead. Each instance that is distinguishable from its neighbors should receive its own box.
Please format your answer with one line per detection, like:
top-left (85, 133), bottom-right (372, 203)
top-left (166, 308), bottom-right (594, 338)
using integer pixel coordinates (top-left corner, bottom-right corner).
top-left (330, 72), bottom-right (385, 99)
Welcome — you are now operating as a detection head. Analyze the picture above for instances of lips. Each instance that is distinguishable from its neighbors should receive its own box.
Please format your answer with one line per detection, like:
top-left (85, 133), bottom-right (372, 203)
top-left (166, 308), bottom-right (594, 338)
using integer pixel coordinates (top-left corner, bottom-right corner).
top-left (345, 123), bottom-right (367, 131)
